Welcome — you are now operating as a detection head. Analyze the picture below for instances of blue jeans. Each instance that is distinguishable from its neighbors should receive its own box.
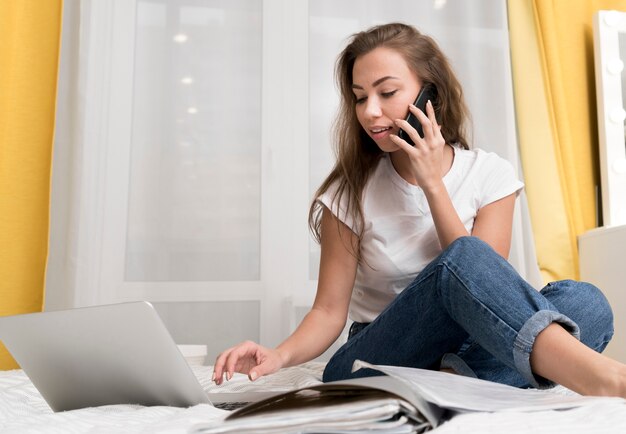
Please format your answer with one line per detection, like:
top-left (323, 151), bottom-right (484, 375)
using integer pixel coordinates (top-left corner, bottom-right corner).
top-left (322, 236), bottom-right (614, 389)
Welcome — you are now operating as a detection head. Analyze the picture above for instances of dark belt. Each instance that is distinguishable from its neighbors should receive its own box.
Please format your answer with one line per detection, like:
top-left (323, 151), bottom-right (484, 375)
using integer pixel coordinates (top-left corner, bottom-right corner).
top-left (348, 321), bottom-right (370, 340)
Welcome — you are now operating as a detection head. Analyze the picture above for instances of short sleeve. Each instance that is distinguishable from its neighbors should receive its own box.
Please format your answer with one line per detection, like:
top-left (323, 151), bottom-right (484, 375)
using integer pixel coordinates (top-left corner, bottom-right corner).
top-left (316, 181), bottom-right (359, 233)
top-left (477, 152), bottom-right (525, 208)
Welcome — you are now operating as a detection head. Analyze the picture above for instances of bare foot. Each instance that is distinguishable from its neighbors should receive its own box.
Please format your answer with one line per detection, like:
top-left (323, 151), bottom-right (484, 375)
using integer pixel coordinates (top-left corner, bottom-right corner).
top-left (587, 362), bottom-right (626, 398)
top-left (531, 323), bottom-right (626, 398)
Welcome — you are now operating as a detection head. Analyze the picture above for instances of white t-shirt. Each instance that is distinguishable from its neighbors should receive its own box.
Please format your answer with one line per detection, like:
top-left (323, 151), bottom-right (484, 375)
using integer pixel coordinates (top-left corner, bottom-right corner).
top-left (318, 146), bottom-right (525, 323)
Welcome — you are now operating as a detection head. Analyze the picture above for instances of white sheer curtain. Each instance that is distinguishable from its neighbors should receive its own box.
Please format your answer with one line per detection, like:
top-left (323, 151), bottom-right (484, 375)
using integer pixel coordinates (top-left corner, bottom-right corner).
top-left (126, 1), bottom-right (262, 283)
top-left (46, 0), bottom-right (541, 359)
top-left (47, 0), bottom-right (266, 357)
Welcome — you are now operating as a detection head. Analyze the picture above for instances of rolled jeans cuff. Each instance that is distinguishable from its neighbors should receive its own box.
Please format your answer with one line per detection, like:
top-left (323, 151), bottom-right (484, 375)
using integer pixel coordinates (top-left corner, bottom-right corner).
top-left (513, 310), bottom-right (580, 389)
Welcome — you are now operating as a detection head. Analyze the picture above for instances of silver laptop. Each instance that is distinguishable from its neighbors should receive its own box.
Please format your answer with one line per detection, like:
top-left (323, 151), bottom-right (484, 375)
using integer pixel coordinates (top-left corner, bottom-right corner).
top-left (0, 301), bottom-right (277, 412)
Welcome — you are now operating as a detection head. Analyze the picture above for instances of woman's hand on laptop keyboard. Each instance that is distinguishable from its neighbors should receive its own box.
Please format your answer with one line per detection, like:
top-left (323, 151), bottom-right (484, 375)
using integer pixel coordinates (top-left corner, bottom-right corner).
top-left (212, 341), bottom-right (285, 386)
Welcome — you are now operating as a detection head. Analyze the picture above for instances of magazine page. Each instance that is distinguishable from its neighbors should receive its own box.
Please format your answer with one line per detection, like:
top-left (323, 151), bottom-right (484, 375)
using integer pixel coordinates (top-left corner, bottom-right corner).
top-left (191, 360), bottom-right (626, 433)
top-left (356, 360), bottom-right (626, 413)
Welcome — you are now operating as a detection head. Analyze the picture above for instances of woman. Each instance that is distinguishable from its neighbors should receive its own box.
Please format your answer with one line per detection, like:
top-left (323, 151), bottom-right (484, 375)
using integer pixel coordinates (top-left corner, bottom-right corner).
top-left (213, 23), bottom-right (626, 397)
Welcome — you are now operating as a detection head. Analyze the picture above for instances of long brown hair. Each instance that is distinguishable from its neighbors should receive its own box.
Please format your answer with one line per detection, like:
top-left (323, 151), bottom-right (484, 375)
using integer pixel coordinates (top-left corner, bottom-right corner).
top-left (308, 23), bottom-right (471, 257)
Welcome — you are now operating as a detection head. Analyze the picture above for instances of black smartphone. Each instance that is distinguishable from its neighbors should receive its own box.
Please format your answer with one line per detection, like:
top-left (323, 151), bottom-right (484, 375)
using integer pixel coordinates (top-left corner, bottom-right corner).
top-left (398, 83), bottom-right (438, 145)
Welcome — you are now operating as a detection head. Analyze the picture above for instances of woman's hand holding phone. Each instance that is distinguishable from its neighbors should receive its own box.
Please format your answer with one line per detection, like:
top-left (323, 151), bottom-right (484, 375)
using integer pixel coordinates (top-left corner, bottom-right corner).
top-left (398, 83), bottom-right (437, 144)
top-left (391, 97), bottom-right (447, 192)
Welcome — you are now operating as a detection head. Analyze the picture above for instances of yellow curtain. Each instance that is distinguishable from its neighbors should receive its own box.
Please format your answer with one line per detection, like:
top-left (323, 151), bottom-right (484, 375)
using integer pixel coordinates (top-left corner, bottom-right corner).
top-left (508, 0), bottom-right (626, 283)
top-left (0, 0), bottom-right (63, 369)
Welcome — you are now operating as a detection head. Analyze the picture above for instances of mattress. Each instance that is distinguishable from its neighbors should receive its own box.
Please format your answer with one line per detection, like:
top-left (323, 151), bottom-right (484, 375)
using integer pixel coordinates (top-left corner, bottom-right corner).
top-left (1, 362), bottom-right (625, 433)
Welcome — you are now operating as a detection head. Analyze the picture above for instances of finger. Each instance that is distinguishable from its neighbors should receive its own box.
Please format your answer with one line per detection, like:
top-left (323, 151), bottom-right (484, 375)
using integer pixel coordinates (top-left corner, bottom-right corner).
top-left (249, 353), bottom-right (281, 381)
top-left (224, 341), bottom-right (257, 380)
top-left (408, 104), bottom-right (434, 142)
top-left (214, 341), bottom-right (255, 384)
top-left (390, 132), bottom-right (419, 155)
top-left (394, 118), bottom-right (425, 149)
top-left (213, 348), bottom-right (234, 385)
top-left (223, 353), bottom-right (239, 382)
top-left (248, 361), bottom-right (270, 381)
top-left (425, 100), bottom-right (440, 139)
top-left (248, 363), bottom-right (265, 381)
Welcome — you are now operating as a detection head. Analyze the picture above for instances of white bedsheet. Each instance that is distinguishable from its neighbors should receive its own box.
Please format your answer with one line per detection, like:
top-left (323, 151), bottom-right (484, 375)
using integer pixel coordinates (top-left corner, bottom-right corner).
top-left (0, 363), bottom-right (325, 434)
top-left (1, 363), bottom-right (625, 433)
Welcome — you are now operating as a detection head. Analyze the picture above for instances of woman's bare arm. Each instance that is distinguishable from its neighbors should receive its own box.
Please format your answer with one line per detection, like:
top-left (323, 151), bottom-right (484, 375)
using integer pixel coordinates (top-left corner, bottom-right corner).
top-left (213, 207), bottom-right (357, 383)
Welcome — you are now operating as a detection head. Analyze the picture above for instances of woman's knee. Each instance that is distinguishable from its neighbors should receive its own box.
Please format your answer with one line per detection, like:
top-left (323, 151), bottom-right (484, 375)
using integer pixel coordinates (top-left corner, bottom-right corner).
top-left (542, 280), bottom-right (614, 350)
top-left (445, 236), bottom-right (487, 253)
top-left (438, 236), bottom-right (492, 265)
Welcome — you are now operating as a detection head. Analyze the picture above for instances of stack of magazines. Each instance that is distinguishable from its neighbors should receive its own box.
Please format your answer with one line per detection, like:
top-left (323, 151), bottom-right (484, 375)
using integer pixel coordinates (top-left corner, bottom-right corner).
top-left (191, 360), bottom-right (625, 433)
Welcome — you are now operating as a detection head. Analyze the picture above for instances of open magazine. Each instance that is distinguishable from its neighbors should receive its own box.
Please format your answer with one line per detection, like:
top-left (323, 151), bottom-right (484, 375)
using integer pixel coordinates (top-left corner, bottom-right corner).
top-left (191, 360), bottom-right (625, 433)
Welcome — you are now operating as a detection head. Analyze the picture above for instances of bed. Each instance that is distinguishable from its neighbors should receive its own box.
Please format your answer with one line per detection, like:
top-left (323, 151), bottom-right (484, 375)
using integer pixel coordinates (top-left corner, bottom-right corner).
top-left (1, 362), bottom-right (625, 433)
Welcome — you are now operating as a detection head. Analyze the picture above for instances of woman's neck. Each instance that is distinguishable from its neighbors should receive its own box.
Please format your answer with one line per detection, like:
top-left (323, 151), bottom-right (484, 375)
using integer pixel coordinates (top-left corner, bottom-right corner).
top-left (389, 143), bottom-right (455, 186)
